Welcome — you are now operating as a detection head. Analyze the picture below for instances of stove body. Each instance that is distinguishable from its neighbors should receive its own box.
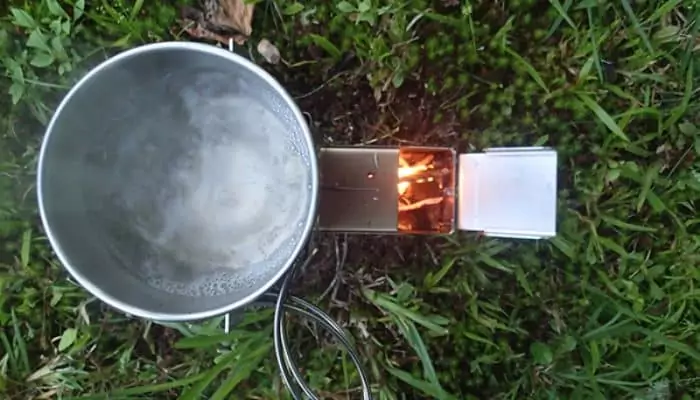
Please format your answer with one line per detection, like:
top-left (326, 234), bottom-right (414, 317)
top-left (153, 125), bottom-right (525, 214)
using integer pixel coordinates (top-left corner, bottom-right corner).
top-left (318, 146), bottom-right (557, 239)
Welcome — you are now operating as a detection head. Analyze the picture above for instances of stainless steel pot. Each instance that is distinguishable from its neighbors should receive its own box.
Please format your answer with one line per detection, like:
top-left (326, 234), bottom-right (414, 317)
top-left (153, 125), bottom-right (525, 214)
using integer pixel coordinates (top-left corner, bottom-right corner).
top-left (38, 42), bottom-right (319, 321)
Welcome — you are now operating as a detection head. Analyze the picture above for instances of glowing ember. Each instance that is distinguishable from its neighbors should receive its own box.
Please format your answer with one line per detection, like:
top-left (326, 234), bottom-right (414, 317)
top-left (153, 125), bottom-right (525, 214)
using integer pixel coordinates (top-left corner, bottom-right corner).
top-left (399, 197), bottom-right (444, 211)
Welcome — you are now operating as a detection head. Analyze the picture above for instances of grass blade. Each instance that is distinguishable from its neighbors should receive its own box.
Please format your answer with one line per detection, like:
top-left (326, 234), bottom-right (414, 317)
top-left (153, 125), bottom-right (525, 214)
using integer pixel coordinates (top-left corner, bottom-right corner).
top-left (463, 331), bottom-right (497, 348)
top-left (620, 0), bottom-right (654, 54)
top-left (664, 58), bottom-right (694, 128)
top-left (0, 332), bottom-right (16, 374)
top-left (363, 289), bottom-right (449, 335)
top-left (129, 0), bottom-right (144, 20)
top-left (424, 257), bottom-right (457, 288)
top-left (647, 0), bottom-right (683, 22)
top-left (386, 365), bottom-right (457, 400)
top-left (586, 8), bottom-right (604, 82)
top-left (598, 237), bottom-right (631, 258)
top-left (547, 0), bottom-right (576, 37)
top-left (10, 310), bottom-right (29, 375)
top-left (514, 266), bottom-right (533, 296)
top-left (549, 236), bottom-right (576, 259)
top-left (178, 350), bottom-right (240, 400)
top-left (20, 229), bottom-right (31, 268)
top-left (73, 374), bottom-right (205, 399)
top-left (174, 333), bottom-right (234, 349)
top-left (307, 34), bottom-right (342, 60)
top-left (209, 342), bottom-right (272, 400)
top-left (577, 93), bottom-right (630, 141)
top-left (174, 324), bottom-right (272, 349)
top-left (394, 317), bottom-right (439, 385)
top-left (599, 215), bottom-right (657, 233)
top-left (582, 314), bottom-right (635, 341)
top-left (636, 164), bottom-right (660, 212)
top-left (477, 253), bottom-right (512, 273)
top-left (639, 328), bottom-right (700, 361)
top-left (505, 47), bottom-right (550, 93)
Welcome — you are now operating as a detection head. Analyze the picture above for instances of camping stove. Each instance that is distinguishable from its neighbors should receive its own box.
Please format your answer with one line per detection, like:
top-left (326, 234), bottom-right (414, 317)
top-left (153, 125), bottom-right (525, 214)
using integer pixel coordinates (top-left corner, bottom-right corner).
top-left (318, 146), bottom-right (557, 239)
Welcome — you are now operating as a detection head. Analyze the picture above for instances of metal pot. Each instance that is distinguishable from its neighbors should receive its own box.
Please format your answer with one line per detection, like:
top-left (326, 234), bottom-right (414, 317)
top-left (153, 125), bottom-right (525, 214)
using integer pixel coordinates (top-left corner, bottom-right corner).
top-left (38, 42), bottom-right (319, 321)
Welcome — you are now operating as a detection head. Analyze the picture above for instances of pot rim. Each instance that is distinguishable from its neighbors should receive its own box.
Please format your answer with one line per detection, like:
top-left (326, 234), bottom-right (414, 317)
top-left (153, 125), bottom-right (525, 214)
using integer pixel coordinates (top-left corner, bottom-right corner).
top-left (37, 41), bottom-right (319, 322)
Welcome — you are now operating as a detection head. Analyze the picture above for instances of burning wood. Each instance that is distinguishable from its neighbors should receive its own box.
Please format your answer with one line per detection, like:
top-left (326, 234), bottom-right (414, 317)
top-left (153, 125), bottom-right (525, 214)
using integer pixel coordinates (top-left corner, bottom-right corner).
top-left (399, 197), bottom-right (444, 212)
top-left (397, 148), bottom-right (456, 233)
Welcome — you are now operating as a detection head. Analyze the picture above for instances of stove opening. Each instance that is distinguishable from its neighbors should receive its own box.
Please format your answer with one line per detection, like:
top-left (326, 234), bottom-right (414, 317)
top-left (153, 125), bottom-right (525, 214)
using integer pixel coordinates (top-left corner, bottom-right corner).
top-left (397, 147), bottom-right (455, 234)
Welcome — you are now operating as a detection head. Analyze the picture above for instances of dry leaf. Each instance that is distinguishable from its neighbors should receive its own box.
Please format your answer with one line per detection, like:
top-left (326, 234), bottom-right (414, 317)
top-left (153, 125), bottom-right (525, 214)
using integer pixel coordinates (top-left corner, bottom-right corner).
top-left (209, 0), bottom-right (254, 38)
top-left (182, 19), bottom-right (231, 45)
top-left (181, 0), bottom-right (255, 45)
top-left (257, 39), bottom-right (281, 64)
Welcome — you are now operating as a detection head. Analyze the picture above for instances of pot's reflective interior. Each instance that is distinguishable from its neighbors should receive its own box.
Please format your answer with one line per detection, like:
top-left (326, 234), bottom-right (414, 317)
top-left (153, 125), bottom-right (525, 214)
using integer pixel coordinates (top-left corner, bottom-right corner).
top-left (39, 44), bottom-right (317, 319)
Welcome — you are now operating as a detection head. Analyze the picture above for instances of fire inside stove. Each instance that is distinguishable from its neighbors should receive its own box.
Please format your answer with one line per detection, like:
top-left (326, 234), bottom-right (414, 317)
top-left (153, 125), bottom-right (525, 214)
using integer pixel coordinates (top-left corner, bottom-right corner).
top-left (397, 147), bottom-right (456, 234)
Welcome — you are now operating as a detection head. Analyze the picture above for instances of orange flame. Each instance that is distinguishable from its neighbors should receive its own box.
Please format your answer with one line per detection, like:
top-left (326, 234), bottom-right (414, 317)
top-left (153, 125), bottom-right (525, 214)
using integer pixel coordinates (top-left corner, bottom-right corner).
top-left (398, 154), bottom-right (434, 195)
top-left (398, 164), bottom-right (429, 179)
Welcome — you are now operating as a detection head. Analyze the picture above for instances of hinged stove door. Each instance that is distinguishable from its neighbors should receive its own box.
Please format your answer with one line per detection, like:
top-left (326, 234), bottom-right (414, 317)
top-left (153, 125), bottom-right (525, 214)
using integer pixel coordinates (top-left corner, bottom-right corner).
top-left (457, 147), bottom-right (557, 239)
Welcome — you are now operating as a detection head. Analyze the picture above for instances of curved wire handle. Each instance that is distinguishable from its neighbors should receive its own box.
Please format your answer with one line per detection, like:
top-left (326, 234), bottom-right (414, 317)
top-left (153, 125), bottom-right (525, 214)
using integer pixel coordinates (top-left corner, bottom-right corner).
top-left (220, 246), bottom-right (373, 399)
top-left (268, 246), bottom-right (373, 400)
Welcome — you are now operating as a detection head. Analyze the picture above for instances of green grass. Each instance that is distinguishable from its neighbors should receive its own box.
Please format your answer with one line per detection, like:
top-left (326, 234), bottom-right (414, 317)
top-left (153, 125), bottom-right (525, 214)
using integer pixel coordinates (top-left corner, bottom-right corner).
top-left (2, 0), bottom-right (700, 399)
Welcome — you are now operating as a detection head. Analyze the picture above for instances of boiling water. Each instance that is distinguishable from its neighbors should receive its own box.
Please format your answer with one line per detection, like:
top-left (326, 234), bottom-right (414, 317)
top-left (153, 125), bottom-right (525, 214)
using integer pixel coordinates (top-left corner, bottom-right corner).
top-left (109, 72), bottom-right (310, 297)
